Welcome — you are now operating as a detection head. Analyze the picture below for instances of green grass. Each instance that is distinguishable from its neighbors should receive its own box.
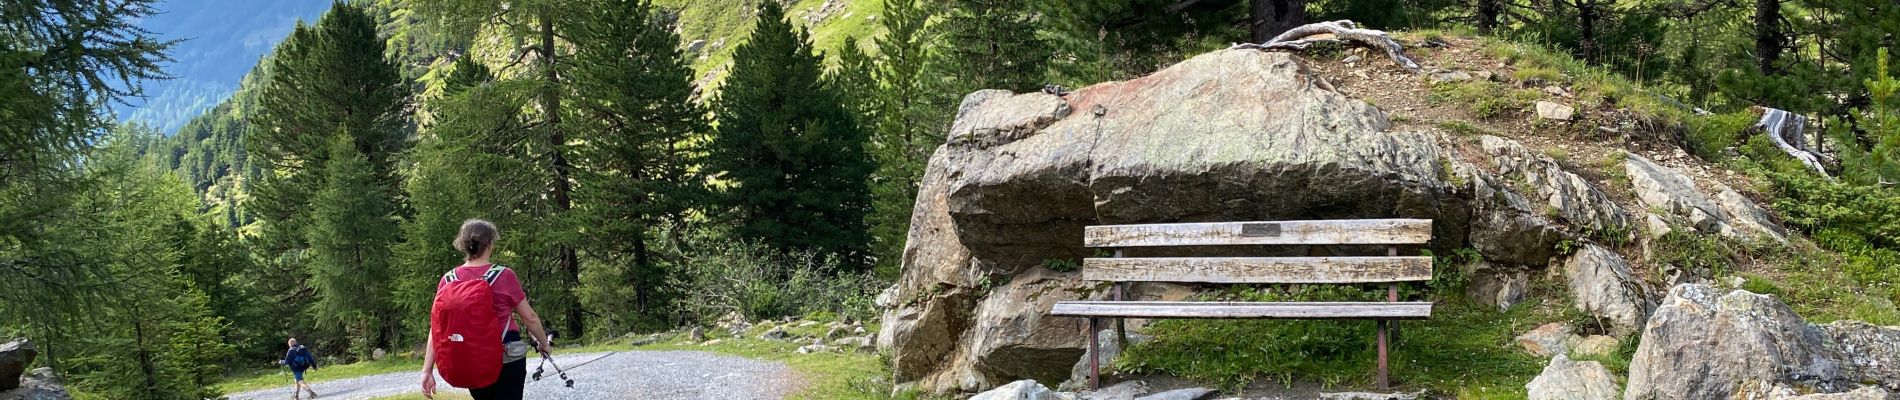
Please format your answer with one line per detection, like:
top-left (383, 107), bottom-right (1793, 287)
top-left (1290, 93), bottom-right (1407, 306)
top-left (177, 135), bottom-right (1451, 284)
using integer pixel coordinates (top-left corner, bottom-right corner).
top-left (1437, 120), bottom-right (1487, 136)
top-left (1116, 280), bottom-right (1560, 397)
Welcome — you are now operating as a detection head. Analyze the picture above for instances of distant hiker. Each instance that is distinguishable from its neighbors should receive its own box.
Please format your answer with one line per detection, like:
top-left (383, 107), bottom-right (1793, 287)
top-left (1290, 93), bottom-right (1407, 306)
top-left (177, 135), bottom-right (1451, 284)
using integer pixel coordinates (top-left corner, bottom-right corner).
top-left (421, 219), bottom-right (553, 400)
top-left (281, 338), bottom-right (318, 399)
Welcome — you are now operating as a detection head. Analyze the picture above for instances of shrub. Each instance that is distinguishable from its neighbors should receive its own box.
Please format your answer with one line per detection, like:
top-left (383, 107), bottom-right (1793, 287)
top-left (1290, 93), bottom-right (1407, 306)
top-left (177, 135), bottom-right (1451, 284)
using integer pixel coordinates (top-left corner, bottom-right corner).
top-left (671, 239), bottom-right (883, 325)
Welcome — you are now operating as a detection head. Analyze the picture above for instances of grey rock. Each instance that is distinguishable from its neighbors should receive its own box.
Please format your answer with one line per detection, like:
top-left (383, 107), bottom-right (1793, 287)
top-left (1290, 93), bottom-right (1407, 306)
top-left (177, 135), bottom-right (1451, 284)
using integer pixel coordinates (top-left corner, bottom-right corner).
top-left (1135, 387), bottom-right (1218, 400)
top-left (1571, 335), bottom-right (1620, 358)
top-left (1625, 284), bottom-right (1900, 400)
top-left (689, 326), bottom-right (706, 342)
top-left (1516, 322), bottom-right (1579, 357)
top-left (1466, 262), bottom-right (1529, 311)
top-left (1535, 101), bottom-right (1575, 121)
top-left (371, 347), bottom-right (387, 361)
top-left (1464, 165), bottom-right (1565, 265)
top-left (1079, 380), bottom-right (1150, 400)
top-left (0, 368), bottom-right (67, 400)
top-left (1318, 391), bottom-right (1425, 400)
top-left (1342, 54), bottom-right (1363, 63)
top-left (795, 344), bottom-right (837, 354)
top-left (1527, 354), bottom-right (1620, 400)
top-left (1562, 245), bottom-right (1650, 337)
top-left (0, 339), bottom-right (36, 392)
top-left (834, 336), bottom-right (875, 353)
top-left (1781, 386), bottom-right (1895, 400)
top-left (758, 327), bottom-right (787, 341)
top-left (970, 379), bottom-right (1070, 400)
top-left (1430, 70), bottom-right (1473, 83)
top-left (1060, 329), bottom-right (1153, 391)
top-left (880, 49), bottom-right (1470, 393)
top-left (1714, 186), bottom-right (1788, 243)
top-left (1624, 153), bottom-right (1783, 242)
top-left (1642, 214), bottom-right (1672, 238)
top-left (685, 39), bottom-right (706, 53)
top-left (1478, 136), bottom-right (1633, 237)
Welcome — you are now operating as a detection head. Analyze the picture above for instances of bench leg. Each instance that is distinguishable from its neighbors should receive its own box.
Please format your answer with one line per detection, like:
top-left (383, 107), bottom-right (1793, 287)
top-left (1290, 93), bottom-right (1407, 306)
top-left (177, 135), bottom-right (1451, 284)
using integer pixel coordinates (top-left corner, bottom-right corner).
top-left (1088, 317), bottom-right (1101, 390)
top-left (1377, 319), bottom-right (1389, 391)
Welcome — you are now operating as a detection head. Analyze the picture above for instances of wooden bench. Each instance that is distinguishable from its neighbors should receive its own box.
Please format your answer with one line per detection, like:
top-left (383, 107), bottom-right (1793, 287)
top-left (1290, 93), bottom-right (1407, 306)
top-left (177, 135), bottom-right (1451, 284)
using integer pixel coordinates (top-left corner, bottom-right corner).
top-left (1050, 219), bottom-right (1434, 390)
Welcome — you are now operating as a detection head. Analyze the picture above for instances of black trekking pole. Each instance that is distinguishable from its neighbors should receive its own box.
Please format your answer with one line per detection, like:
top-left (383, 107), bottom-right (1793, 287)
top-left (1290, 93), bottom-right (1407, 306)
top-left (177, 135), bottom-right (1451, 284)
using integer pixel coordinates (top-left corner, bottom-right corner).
top-left (529, 331), bottom-right (574, 388)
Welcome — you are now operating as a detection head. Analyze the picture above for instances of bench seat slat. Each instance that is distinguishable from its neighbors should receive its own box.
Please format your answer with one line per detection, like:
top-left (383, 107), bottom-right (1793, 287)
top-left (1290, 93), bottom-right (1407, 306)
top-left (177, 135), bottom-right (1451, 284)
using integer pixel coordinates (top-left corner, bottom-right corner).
top-left (1050, 301), bottom-right (1432, 320)
top-left (1084, 219), bottom-right (1432, 247)
top-left (1083, 256), bottom-right (1432, 284)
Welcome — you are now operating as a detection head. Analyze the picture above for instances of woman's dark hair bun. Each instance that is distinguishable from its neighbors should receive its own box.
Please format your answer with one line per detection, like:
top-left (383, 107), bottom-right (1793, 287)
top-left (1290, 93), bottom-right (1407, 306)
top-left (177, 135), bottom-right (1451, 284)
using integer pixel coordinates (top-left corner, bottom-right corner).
top-left (454, 219), bottom-right (499, 259)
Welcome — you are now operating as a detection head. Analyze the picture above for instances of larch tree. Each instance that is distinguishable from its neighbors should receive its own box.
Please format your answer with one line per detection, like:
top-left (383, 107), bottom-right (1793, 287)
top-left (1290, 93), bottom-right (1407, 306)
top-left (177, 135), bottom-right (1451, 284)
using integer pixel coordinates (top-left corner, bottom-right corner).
top-left (414, 0), bottom-right (589, 337)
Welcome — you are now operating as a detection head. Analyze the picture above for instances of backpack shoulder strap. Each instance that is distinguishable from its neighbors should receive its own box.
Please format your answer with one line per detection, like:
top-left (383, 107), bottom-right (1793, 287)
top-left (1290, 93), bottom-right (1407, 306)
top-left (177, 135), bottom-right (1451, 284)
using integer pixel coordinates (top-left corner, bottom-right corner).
top-left (443, 270), bottom-right (460, 283)
top-left (482, 265), bottom-right (507, 285)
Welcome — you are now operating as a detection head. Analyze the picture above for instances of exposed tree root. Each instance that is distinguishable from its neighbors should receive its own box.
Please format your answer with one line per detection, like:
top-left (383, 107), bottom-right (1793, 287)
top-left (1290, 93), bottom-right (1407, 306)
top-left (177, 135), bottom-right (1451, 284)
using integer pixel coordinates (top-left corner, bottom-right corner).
top-left (1230, 20), bottom-right (1422, 73)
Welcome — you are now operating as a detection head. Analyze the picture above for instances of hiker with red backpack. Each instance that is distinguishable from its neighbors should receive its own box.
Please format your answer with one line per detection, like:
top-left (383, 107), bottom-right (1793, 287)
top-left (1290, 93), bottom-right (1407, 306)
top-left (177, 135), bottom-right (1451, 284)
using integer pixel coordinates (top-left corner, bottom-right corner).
top-left (420, 219), bottom-right (552, 400)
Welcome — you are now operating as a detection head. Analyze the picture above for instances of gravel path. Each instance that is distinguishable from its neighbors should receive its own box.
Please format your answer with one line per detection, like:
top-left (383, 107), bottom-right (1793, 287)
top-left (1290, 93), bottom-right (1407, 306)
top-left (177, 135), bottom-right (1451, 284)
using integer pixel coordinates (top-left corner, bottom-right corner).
top-left (227, 351), bottom-right (805, 400)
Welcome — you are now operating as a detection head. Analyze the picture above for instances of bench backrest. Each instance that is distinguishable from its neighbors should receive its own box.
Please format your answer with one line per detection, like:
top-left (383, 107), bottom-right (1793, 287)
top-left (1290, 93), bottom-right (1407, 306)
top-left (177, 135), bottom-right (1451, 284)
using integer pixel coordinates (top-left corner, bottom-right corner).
top-left (1080, 219), bottom-right (1433, 284)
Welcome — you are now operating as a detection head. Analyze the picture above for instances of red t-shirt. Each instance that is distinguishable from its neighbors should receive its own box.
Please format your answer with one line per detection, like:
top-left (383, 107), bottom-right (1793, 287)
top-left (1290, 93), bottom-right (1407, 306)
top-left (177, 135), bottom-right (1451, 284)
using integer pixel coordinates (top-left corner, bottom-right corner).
top-left (438, 264), bottom-right (526, 332)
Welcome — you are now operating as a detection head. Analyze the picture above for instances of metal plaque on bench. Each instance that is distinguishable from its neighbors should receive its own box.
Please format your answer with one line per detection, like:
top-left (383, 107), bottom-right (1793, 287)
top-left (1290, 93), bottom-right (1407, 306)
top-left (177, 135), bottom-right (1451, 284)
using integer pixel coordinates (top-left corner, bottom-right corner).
top-left (1240, 223), bottom-right (1281, 237)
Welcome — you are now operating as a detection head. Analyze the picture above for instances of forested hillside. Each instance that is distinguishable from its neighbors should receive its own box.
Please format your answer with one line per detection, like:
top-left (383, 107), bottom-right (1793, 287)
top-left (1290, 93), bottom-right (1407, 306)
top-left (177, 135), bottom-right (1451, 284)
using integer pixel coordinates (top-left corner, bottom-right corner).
top-left (5, 0), bottom-right (1899, 398)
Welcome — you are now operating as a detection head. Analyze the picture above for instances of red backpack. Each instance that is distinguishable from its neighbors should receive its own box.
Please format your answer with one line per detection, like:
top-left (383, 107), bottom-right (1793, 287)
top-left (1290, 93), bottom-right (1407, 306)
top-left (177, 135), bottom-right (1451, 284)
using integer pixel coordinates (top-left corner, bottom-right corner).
top-left (431, 265), bottom-right (508, 388)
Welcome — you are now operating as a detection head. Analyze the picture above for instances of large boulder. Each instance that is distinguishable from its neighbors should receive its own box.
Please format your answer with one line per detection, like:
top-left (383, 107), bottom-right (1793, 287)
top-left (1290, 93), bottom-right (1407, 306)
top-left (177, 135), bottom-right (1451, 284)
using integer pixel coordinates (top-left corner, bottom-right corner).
top-left (1527, 354), bottom-right (1621, 400)
top-left (878, 49), bottom-right (1473, 393)
top-left (1625, 284), bottom-right (1900, 399)
top-left (970, 379), bottom-right (1071, 400)
top-left (0, 339), bottom-right (35, 392)
top-left (1561, 245), bottom-right (1650, 337)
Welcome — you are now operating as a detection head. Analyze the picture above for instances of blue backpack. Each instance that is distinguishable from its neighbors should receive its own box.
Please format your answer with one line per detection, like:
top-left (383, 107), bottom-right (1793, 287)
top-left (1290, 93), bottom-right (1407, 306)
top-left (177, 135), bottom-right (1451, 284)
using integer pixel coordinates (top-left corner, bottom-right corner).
top-left (288, 346), bottom-right (313, 369)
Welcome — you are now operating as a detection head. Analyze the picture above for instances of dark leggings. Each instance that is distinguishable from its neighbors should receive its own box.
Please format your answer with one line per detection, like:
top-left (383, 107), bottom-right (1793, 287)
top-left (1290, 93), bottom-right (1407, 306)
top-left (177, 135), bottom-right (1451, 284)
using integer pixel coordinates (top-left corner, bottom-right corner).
top-left (470, 331), bottom-right (527, 400)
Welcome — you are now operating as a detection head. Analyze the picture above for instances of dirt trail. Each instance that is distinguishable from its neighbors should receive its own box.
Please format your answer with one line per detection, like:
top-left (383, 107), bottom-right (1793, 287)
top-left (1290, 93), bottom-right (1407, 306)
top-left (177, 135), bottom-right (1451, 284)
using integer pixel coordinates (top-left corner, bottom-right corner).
top-left (226, 351), bottom-right (804, 400)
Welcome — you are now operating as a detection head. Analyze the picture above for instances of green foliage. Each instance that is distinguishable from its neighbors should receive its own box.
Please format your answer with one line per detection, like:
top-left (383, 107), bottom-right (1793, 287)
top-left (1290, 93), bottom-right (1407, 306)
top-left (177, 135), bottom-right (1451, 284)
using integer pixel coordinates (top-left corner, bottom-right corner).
top-left (1684, 111), bottom-right (1761, 160)
top-left (568, 0), bottom-right (709, 335)
top-left (306, 134), bottom-right (401, 358)
top-left (931, 0), bottom-right (1050, 93)
top-left (707, 1), bottom-right (874, 267)
top-left (1040, 258), bottom-right (1080, 273)
top-left (669, 234), bottom-right (882, 324)
top-left (864, 0), bottom-right (945, 278)
top-left (1837, 48), bottom-right (1900, 186)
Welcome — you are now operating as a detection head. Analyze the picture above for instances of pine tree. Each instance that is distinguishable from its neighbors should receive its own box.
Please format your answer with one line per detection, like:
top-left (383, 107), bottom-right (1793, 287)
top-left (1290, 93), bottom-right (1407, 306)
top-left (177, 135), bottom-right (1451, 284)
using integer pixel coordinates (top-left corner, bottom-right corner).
top-left (707, 1), bottom-right (875, 268)
top-left (568, 0), bottom-right (707, 333)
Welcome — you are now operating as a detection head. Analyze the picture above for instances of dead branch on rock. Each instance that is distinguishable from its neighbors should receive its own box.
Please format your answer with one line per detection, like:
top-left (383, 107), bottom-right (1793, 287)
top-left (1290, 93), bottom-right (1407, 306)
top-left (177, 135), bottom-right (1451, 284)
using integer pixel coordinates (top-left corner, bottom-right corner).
top-left (1230, 20), bottom-right (1422, 73)
top-left (1751, 106), bottom-right (1831, 179)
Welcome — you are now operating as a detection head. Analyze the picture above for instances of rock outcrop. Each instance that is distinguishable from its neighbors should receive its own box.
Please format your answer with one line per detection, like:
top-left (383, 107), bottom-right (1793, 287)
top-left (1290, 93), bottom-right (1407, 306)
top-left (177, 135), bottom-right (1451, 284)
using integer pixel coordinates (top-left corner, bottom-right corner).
top-left (1625, 284), bottom-right (1900, 399)
top-left (1561, 245), bottom-right (1650, 337)
top-left (0, 368), bottom-right (67, 400)
top-left (1527, 354), bottom-right (1620, 400)
top-left (0, 339), bottom-right (34, 392)
top-left (1624, 154), bottom-right (1785, 243)
top-left (878, 49), bottom-right (1471, 393)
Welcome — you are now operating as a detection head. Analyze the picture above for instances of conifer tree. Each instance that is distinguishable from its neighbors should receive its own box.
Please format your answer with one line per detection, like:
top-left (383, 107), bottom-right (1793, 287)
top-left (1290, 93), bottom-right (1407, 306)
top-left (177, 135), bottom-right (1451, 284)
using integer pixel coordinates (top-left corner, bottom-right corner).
top-left (307, 134), bottom-right (401, 357)
top-left (568, 0), bottom-right (707, 332)
top-left (933, 0), bottom-right (1051, 93)
top-left (707, 1), bottom-right (874, 268)
top-left (863, 0), bottom-right (952, 275)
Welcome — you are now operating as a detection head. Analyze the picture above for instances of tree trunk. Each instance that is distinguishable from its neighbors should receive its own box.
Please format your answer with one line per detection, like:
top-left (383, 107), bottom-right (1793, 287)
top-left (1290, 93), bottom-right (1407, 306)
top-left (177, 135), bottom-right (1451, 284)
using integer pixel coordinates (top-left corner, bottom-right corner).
top-left (1478, 0), bottom-right (1502, 33)
top-left (1251, 0), bottom-right (1308, 43)
top-left (537, 10), bottom-right (584, 339)
top-left (1577, 0), bottom-right (1599, 63)
top-left (1754, 0), bottom-right (1783, 74)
